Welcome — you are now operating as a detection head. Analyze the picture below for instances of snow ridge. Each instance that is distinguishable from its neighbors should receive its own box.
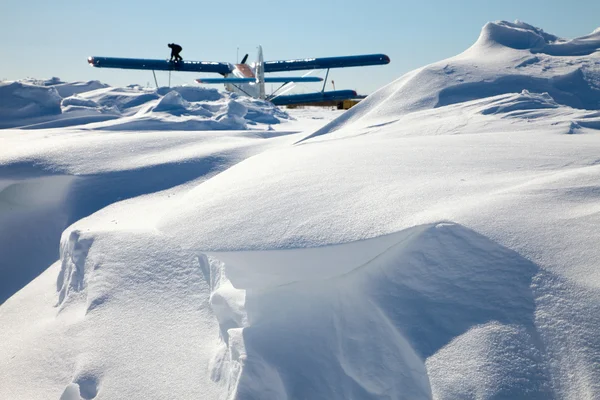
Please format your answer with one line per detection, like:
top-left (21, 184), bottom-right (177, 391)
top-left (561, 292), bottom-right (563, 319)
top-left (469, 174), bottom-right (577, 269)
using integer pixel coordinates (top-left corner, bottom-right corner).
top-left (0, 81), bottom-right (290, 130)
top-left (303, 20), bottom-right (600, 141)
top-left (201, 222), bottom-right (600, 399)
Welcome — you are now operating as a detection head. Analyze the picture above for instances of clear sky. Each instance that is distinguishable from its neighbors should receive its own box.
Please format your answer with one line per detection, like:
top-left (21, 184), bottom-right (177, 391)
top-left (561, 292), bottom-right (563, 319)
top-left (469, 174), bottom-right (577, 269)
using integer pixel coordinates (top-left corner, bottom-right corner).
top-left (1, 0), bottom-right (599, 94)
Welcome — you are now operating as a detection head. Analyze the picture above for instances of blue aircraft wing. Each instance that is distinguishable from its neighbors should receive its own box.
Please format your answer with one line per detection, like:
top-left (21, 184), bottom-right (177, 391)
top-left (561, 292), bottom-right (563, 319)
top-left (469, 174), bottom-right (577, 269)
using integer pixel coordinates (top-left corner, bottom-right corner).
top-left (270, 90), bottom-right (358, 106)
top-left (196, 77), bottom-right (323, 84)
top-left (264, 54), bottom-right (390, 73)
top-left (265, 77), bottom-right (323, 83)
top-left (197, 78), bottom-right (255, 84)
top-left (88, 57), bottom-right (233, 74)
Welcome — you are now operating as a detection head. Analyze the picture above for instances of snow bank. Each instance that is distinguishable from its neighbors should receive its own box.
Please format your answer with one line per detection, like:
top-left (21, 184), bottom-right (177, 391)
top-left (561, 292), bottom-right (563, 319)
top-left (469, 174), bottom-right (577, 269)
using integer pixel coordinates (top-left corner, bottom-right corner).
top-left (305, 20), bottom-right (600, 140)
top-left (0, 81), bottom-right (290, 130)
top-left (75, 86), bottom-right (290, 131)
top-left (477, 89), bottom-right (559, 115)
top-left (19, 76), bottom-right (65, 86)
top-left (78, 86), bottom-right (160, 113)
top-left (61, 96), bottom-right (102, 109)
top-left (476, 20), bottom-right (561, 51)
top-left (0, 81), bottom-right (61, 124)
top-left (0, 119), bottom-right (312, 304)
top-left (223, 222), bottom-right (556, 399)
top-left (52, 80), bottom-right (110, 98)
top-left (158, 85), bottom-right (223, 102)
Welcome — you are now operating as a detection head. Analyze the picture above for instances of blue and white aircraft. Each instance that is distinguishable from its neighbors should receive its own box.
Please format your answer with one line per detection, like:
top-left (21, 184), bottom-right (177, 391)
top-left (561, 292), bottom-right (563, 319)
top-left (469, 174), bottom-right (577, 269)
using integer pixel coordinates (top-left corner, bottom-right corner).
top-left (87, 46), bottom-right (390, 106)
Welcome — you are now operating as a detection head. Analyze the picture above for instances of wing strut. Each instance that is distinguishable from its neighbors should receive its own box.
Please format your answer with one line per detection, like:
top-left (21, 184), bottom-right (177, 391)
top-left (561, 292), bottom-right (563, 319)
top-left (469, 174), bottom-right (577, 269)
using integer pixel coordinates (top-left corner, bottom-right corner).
top-left (152, 70), bottom-right (159, 88)
top-left (322, 68), bottom-right (330, 92)
top-left (231, 83), bottom-right (254, 98)
top-left (267, 69), bottom-right (317, 102)
top-left (267, 82), bottom-right (291, 100)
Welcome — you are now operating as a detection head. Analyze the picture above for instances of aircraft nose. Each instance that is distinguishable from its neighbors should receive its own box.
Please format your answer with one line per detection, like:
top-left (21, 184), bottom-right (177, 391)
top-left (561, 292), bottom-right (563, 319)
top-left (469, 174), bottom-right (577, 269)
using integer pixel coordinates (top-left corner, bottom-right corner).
top-left (87, 57), bottom-right (94, 65)
top-left (383, 55), bottom-right (390, 63)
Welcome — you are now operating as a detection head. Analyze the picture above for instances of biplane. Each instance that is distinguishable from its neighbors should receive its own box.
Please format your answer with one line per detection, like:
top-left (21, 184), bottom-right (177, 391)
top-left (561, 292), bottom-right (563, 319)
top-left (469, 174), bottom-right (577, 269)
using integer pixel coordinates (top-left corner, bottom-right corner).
top-left (87, 46), bottom-right (390, 106)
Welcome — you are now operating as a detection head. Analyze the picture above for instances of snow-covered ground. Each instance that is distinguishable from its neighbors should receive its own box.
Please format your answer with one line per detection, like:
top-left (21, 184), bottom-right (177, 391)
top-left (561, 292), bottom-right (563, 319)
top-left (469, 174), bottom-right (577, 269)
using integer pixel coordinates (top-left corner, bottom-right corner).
top-left (0, 80), bottom-right (295, 130)
top-left (1, 21), bottom-right (600, 399)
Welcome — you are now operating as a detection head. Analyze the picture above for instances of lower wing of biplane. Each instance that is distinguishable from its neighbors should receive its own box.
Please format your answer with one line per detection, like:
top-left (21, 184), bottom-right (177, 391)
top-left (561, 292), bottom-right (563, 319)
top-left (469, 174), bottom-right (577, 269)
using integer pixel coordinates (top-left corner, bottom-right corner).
top-left (87, 46), bottom-right (390, 106)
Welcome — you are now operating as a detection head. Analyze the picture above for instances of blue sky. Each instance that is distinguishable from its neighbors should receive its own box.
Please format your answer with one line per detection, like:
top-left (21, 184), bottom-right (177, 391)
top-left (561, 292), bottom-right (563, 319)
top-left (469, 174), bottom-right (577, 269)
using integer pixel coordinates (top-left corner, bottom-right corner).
top-left (1, 0), bottom-right (599, 94)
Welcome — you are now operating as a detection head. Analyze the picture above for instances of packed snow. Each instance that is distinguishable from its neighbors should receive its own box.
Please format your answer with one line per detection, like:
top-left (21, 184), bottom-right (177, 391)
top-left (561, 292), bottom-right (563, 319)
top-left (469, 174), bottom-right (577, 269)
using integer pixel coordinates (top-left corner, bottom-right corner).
top-left (0, 81), bottom-right (291, 130)
top-left (1, 20), bottom-right (600, 400)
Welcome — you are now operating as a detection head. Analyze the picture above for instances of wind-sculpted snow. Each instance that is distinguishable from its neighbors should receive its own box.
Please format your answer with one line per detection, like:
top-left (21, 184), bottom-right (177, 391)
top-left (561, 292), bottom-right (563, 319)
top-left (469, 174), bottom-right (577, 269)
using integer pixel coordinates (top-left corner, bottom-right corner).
top-left (0, 81), bottom-right (62, 124)
top-left (0, 122), bottom-right (309, 303)
top-left (476, 90), bottom-right (558, 115)
top-left (7, 220), bottom-right (596, 398)
top-left (52, 80), bottom-right (110, 98)
top-left (158, 91), bottom-right (600, 254)
top-left (305, 20), bottom-right (600, 140)
top-left (480, 20), bottom-right (600, 56)
top-left (3, 20), bottom-right (600, 400)
top-left (61, 96), bottom-right (103, 109)
top-left (0, 80), bottom-right (291, 130)
top-left (436, 68), bottom-right (600, 110)
top-left (91, 90), bottom-right (251, 131)
top-left (478, 20), bottom-right (561, 50)
top-left (222, 222), bottom-right (558, 399)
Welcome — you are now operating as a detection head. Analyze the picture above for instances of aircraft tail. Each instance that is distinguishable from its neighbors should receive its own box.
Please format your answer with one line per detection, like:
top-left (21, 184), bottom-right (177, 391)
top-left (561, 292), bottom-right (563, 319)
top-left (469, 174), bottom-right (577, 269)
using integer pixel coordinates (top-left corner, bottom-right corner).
top-left (256, 45), bottom-right (266, 100)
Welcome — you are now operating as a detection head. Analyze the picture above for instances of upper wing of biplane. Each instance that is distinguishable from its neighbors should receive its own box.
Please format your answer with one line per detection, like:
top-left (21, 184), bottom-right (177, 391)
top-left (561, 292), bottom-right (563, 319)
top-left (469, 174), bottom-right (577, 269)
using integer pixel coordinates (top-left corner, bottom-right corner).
top-left (87, 53), bottom-right (390, 74)
top-left (263, 54), bottom-right (390, 73)
top-left (87, 57), bottom-right (233, 74)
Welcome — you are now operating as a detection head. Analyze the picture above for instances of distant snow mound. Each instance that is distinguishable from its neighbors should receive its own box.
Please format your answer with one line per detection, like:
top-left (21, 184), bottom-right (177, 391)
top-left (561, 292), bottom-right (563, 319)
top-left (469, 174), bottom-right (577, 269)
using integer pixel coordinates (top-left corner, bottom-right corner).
top-left (57, 95), bottom-right (118, 126)
top-left (19, 76), bottom-right (65, 86)
top-left (52, 80), bottom-right (110, 98)
top-left (79, 86), bottom-right (160, 112)
top-left (476, 21), bottom-right (561, 51)
top-left (476, 21), bottom-right (600, 56)
top-left (151, 91), bottom-right (205, 116)
top-left (158, 86), bottom-right (222, 102)
top-left (17, 77), bottom-right (109, 97)
top-left (214, 99), bottom-right (248, 129)
top-left (61, 96), bottom-right (102, 109)
top-left (0, 81), bottom-right (61, 122)
top-left (478, 90), bottom-right (559, 115)
top-left (78, 87), bottom-right (288, 131)
top-left (0, 80), bottom-right (290, 130)
top-left (151, 86), bottom-right (288, 125)
top-left (305, 21), bottom-right (600, 140)
top-left (242, 97), bottom-right (292, 125)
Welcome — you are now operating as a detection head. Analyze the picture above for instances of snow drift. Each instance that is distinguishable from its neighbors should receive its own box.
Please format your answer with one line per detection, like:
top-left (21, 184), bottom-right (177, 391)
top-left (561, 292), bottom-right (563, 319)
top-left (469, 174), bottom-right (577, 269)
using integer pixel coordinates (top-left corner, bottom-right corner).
top-left (0, 80), bottom-right (290, 130)
top-left (0, 81), bottom-right (62, 122)
top-left (2, 20), bottom-right (600, 400)
top-left (304, 20), bottom-right (600, 141)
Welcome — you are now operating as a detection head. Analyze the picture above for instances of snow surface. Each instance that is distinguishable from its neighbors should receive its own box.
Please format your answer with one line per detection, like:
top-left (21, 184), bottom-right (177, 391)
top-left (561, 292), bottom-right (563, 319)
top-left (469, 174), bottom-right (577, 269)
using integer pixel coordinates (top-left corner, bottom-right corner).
top-left (2, 21), bottom-right (600, 400)
top-left (0, 81), bottom-right (291, 130)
